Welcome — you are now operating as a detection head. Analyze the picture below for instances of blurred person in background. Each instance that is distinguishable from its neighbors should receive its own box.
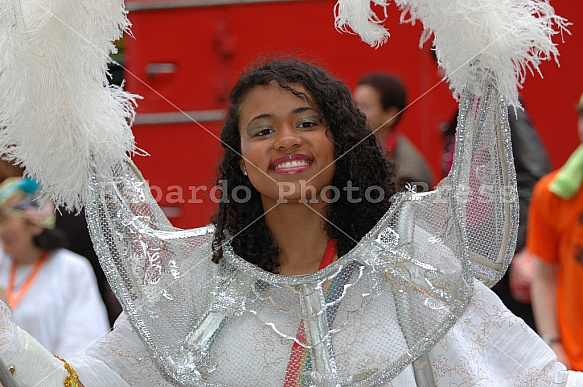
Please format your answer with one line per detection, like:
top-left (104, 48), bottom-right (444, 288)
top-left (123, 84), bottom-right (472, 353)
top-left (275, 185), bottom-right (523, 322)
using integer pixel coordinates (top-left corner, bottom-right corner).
top-left (529, 92), bottom-right (583, 371)
top-left (0, 177), bottom-right (109, 359)
top-left (55, 208), bottom-right (122, 326)
top-left (354, 72), bottom-right (434, 191)
top-left (0, 159), bottom-right (121, 326)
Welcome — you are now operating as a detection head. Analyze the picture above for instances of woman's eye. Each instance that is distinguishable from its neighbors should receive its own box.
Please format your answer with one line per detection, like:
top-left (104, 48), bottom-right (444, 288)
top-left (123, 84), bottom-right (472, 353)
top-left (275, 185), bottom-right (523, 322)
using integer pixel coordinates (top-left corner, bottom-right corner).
top-left (298, 120), bottom-right (319, 129)
top-left (254, 128), bottom-right (274, 136)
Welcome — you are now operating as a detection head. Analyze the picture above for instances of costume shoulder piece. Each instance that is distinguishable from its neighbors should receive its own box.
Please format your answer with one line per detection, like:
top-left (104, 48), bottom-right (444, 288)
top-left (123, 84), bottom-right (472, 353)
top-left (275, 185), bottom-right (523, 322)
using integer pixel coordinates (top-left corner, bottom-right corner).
top-left (0, 0), bottom-right (566, 385)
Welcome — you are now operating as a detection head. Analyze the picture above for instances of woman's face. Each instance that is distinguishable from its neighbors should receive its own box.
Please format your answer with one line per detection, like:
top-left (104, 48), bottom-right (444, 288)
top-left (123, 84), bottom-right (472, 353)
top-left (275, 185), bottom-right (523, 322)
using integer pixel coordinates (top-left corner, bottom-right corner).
top-left (353, 84), bottom-right (396, 141)
top-left (0, 214), bottom-right (40, 262)
top-left (238, 82), bottom-right (336, 208)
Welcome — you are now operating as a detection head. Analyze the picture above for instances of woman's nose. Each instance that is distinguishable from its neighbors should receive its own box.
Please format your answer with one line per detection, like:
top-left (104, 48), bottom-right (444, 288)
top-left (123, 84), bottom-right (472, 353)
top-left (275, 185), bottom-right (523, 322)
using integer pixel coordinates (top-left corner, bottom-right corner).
top-left (274, 126), bottom-right (302, 150)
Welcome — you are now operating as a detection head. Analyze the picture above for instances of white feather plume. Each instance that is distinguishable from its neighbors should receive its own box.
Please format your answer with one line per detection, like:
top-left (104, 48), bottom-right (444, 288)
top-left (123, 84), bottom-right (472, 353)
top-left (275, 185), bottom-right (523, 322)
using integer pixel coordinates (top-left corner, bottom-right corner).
top-left (334, 0), bottom-right (391, 48)
top-left (334, 0), bottom-right (569, 107)
top-left (0, 0), bottom-right (138, 211)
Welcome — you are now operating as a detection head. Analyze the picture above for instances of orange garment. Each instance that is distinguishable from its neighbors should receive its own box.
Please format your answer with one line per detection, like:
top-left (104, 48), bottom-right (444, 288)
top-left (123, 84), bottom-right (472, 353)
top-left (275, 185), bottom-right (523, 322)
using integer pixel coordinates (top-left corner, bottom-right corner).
top-left (528, 170), bottom-right (583, 371)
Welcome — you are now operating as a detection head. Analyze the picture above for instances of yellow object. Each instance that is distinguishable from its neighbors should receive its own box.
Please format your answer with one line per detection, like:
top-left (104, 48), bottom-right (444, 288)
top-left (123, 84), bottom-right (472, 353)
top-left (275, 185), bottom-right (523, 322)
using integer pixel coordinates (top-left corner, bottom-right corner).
top-left (54, 355), bottom-right (79, 387)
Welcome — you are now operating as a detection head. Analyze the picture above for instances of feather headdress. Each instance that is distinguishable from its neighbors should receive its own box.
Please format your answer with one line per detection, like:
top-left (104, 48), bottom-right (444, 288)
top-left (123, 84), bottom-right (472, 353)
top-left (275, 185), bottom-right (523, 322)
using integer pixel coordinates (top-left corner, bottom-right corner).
top-left (0, 0), bottom-right (138, 211)
top-left (335, 0), bottom-right (569, 108)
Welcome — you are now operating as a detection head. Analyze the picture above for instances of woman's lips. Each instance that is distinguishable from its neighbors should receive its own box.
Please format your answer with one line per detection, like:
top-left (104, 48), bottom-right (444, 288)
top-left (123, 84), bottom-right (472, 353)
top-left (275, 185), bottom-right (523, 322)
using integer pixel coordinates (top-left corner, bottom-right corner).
top-left (270, 154), bottom-right (314, 174)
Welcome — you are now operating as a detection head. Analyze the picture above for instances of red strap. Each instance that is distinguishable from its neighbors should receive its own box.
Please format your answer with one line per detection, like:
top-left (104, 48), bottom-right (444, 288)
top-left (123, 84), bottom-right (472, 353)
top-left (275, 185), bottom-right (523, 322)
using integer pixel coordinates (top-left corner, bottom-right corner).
top-left (284, 323), bottom-right (307, 387)
top-left (318, 239), bottom-right (337, 270)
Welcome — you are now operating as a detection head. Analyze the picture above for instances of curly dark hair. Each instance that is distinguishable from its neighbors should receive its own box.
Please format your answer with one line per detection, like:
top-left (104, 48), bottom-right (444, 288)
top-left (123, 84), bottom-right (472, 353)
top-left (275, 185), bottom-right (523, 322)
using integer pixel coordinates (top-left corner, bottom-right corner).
top-left (212, 59), bottom-right (397, 273)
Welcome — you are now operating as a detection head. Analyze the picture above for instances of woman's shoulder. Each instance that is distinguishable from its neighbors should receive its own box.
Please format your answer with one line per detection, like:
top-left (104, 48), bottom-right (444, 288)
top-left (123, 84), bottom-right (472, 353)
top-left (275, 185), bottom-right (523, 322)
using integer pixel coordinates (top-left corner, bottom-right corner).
top-left (47, 248), bottom-right (95, 273)
top-left (50, 247), bottom-right (88, 261)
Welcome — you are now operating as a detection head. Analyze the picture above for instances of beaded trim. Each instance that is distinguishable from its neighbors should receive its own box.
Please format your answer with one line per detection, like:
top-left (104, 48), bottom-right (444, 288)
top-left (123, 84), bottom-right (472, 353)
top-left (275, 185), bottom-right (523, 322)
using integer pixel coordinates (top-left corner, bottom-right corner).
top-left (54, 355), bottom-right (79, 387)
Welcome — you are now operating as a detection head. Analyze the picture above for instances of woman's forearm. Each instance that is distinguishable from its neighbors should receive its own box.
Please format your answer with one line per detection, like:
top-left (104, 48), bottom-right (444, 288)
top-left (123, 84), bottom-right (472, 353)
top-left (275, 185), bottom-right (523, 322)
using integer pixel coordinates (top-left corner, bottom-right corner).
top-left (531, 258), bottom-right (570, 367)
top-left (531, 259), bottom-right (559, 337)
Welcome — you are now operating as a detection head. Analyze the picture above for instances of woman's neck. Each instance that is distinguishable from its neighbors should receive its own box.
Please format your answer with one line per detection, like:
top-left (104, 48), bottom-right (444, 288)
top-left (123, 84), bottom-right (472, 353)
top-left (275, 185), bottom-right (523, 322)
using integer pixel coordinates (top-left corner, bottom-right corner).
top-left (263, 200), bottom-right (329, 276)
top-left (12, 246), bottom-right (45, 265)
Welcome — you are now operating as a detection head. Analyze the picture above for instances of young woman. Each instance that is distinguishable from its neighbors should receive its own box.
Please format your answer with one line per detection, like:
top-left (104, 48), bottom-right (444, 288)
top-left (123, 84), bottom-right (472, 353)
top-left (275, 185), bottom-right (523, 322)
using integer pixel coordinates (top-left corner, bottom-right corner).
top-left (212, 60), bottom-right (395, 276)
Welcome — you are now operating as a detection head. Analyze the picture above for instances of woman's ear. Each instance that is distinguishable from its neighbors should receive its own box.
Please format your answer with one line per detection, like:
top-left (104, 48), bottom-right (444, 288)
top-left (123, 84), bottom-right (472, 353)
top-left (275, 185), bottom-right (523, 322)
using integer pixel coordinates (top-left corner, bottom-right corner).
top-left (240, 160), bottom-right (248, 176)
top-left (27, 223), bottom-right (44, 237)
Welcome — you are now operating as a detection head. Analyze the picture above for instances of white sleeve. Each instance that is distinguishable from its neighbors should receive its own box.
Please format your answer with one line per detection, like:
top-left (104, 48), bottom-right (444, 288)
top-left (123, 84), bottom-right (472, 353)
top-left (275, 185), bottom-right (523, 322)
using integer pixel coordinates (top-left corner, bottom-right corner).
top-left (567, 372), bottom-right (583, 387)
top-left (70, 356), bottom-right (130, 387)
top-left (429, 280), bottom-right (582, 386)
top-left (73, 313), bottom-right (168, 386)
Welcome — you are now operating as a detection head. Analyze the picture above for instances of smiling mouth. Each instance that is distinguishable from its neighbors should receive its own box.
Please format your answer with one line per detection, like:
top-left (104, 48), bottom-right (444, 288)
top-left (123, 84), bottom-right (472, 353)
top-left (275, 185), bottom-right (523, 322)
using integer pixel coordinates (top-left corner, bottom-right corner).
top-left (273, 159), bottom-right (312, 170)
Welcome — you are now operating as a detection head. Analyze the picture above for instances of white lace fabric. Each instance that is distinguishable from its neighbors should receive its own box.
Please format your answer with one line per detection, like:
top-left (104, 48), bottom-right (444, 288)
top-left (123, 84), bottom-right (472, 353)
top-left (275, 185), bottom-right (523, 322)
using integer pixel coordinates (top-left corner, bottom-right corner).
top-left (74, 280), bottom-right (580, 386)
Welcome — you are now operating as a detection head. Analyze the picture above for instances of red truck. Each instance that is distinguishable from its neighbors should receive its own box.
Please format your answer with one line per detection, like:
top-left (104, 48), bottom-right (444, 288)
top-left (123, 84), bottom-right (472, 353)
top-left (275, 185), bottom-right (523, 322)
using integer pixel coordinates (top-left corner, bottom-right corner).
top-left (122, 0), bottom-right (583, 228)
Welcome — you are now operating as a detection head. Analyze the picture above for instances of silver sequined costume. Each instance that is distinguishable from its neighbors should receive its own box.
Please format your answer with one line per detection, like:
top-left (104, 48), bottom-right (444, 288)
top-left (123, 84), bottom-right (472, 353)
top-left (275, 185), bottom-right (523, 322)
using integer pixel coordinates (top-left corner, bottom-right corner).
top-left (67, 77), bottom-right (581, 386)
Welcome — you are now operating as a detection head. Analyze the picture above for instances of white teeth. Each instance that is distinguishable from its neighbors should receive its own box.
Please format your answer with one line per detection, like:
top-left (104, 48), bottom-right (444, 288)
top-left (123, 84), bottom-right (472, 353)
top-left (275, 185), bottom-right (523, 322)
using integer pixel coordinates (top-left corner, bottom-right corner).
top-left (275, 160), bottom-right (310, 169)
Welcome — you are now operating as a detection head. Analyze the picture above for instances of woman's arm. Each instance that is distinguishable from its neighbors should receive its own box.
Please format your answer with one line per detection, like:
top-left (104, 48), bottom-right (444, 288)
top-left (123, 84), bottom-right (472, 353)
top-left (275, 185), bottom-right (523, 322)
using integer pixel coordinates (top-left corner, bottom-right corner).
top-left (6, 326), bottom-right (77, 386)
top-left (531, 258), bottom-right (570, 367)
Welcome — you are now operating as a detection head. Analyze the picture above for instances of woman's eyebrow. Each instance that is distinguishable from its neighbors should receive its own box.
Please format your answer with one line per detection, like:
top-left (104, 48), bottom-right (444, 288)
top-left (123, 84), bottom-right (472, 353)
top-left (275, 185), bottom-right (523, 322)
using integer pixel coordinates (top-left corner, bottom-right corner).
top-left (248, 107), bottom-right (317, 125)
top-left (247, 113), bottom-right (273, 127)
top-left (291, 107), bottom-right (317, 115)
